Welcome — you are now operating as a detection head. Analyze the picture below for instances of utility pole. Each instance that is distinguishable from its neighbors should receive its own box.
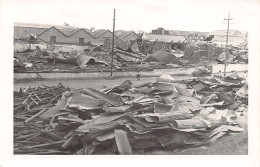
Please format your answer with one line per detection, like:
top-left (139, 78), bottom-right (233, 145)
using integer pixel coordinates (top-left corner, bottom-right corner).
top-left (110, 9), bottom-right (116, 78)
top-left (223, 12), bottom-right (233, 78)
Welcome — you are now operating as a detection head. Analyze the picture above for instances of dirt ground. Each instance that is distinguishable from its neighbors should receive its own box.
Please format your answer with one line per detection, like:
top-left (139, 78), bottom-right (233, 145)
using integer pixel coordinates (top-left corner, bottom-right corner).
top-left (13, 76), bottom-right (248, 155)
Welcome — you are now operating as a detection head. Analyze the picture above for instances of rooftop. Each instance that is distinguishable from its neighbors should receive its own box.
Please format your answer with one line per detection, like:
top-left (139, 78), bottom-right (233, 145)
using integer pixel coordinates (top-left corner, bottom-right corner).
top-left (142, 33), bottom-right (185, 43)
top-left (115, 30), bottom-right (137, 39)
top-left (211, 30), bottom-right (247, 36)
top-left (92, 29), bottom-right (111, 38)
top-left (14, 22), bottom-right (75, 30)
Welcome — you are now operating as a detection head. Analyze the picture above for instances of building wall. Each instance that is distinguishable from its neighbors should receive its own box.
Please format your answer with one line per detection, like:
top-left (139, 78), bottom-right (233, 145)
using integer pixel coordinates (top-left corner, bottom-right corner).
top-left (38, 27), bottom-right (73, 44)
top-left (95, 31), bottom-right (118, 43)
top-left (123, 32), bottom-right (139, 43)
top-left (39, 28), bottom-right (96, 44)
top-left (14, 26), bottom-right (47, 38)
top-left (69, 30), bottom-right (95, 44)
top-left (152, 28), bottom-right (169, 35)
top-left (96, 31), bottom-right (115, 43)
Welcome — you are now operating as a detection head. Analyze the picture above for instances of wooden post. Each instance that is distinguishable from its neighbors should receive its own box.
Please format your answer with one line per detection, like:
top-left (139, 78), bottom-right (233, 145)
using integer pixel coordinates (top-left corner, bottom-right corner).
top-left (224, 12), bottom-right (233, 78)
top-left (110, 9), bottom-right (116, 78)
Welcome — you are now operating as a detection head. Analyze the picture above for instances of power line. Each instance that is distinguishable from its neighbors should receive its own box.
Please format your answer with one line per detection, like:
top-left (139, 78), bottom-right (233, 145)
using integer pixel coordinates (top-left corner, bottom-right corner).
top-left (223, 12), bottom-right (233, 78)
top-left (110, 9), bottom-right (116, 78)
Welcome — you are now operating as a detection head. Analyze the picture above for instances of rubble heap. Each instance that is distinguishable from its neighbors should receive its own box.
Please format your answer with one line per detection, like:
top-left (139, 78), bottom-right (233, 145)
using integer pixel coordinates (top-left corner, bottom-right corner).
top-left (184, 42), bottom-right (248, 64)
top-left (14, 76), bottom-right (247, 155)
top-left (14, 46), bottom-right (186, 73)
top-left (13, 47), bottom-right (140, 73)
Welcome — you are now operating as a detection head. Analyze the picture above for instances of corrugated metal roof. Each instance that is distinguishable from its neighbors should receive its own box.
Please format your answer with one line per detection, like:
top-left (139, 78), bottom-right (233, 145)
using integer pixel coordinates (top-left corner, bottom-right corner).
top-left (169, 30), bottom-right (209, 36)
top-left (92, 29), bottom-right (110, 38)
top-left (38, 26), bottom-right (68, 36)
top-left (84, 29), bottom-right (93, 34)
top-left (211, 30), bottom-right (246, 37)
top-left (240, 31), bottom-right (248, 36)
top-left (68, 29), bottom-right (94, 37)
top-left (59, 28), bottom-right (77, 36)
top-left (115, 30), bottom-right (137, 39)
top-left (212, 35), bottom-right (247, 45)
top-left (14, 22), bottom-right (75, 30)
top-left (142, 33), bottom-right (185, 43)
top-left (61, 28), bottom-right (89, 36)
top-left (115, 30), bottom-right (126, 36)
top-left (38, 27), bottom-right (94, 37)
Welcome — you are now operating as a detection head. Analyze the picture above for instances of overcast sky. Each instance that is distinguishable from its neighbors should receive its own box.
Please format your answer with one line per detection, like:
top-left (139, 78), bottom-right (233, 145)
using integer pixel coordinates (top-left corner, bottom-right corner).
top-left (7, 0), bottom-right (260, 32)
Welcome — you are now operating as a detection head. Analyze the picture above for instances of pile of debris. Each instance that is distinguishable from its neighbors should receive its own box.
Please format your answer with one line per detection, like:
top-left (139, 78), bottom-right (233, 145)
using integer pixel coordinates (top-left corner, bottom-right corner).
top-left (14, 44), bottom-right (188, 73)
top-left (184, 41), bottom-right (248, 64)
top-left (13, 46), bottom-right (141, 73)
top-left (192, 67), bottom-right (211, 77)
top-left (144, 49), bottom-right (183, 65)
top-left (14, 75), bottom-right (247, 154)
top-left (184, 42), bottom-right (215, 64)
top-left (216, 43), bottom-right (248, 64)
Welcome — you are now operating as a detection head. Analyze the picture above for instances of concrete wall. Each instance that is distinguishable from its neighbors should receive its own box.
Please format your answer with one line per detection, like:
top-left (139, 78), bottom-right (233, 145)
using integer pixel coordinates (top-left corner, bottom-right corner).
top-left (14, 68), bottom-right (196, 80)
top-left (14, 26), bottom-right (46, 38)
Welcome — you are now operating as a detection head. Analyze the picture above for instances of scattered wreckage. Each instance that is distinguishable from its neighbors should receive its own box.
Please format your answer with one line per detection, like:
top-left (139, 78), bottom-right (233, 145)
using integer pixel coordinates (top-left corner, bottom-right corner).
top-left (14, 74), bottom-right (247, 155)
top-left (13, 39), bottom-right (248, 77)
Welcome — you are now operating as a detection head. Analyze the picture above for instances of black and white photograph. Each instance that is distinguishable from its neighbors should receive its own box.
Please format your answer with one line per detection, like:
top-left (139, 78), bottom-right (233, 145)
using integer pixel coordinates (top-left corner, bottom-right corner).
top-left (0, 0), bottom-right (260, 166)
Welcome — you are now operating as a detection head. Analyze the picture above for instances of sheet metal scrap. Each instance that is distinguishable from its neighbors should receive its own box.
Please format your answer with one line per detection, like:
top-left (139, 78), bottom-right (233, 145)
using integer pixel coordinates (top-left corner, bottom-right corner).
top-left (81, 88), bottom-right (123, 106)
top-left (13, 77), bottom-right (247, 155)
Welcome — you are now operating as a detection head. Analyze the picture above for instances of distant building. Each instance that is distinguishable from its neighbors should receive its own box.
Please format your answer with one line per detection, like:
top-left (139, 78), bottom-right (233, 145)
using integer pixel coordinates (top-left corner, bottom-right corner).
top-left (14, 23), bottom-right (247, 47)
top-left (147, 28), bottom-right (209, 44)
top-left (38, 27), bottom-right (67, 44)
top-left (14, 22), bottom-right (124, 46)
top-left (14, 22), bottom-right (74, 38)
top-left (115, 30), bottom-right (140, 43)
top-left (210, 30), bottom-right (248, 45)
top-left (151, 28), bottom-right (170, 35)
top-left (91, 29), bottom-right (115, 45)
top-left (92, 29), bottom-right (128, 49)
top-left (142, 33), bottom-right (185, 43)
top-left (168, 30), bottom-right (209, 36)
top-left (93, 29), bottom-right (114, 39)
top-left (66, 29), bottom-right (94, 45)
top-left (38, 27), bottom-right (94, 45)
top-left (211, 30), bottom-right (246, 37)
